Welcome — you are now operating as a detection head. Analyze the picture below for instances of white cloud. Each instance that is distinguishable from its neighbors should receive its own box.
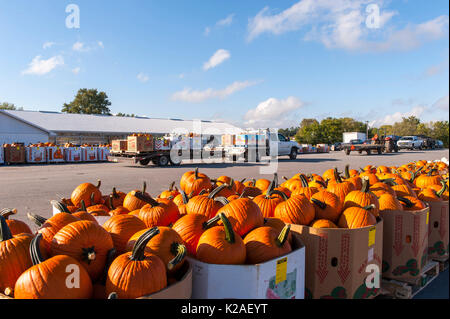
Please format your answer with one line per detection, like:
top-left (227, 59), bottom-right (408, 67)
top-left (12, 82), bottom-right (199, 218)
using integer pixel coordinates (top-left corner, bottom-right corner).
top-left (433, 95), bottom-right (449, 112)
top-left (247, 0), bottom-right (448, 52)
top-left (217, 14), bottom-right (235, 27)
top-left (172, 80), bottom-right (259, 103)
top-left (204, 27), bottom-right (211, 36)
top-left (22, 55), bottom-right (64, 75)
top-left (370, 105), bottom-right (428, 127)
top-left (244, 96), bottom-right (304, 128)
top-left (72, 67), bottom-right (81, 75)
top-left (43, 42), bottom-right (55, 49)
top-left (72, 41), bottom-right (87, 52)
top-left (98, 41), bottom-right (104, 48)
top-left (178, 73), bottom-right (185, 79)
top-left (137, 73), bottom-right (149, 83)
top-left (203, 49), bottom-right (231, 70)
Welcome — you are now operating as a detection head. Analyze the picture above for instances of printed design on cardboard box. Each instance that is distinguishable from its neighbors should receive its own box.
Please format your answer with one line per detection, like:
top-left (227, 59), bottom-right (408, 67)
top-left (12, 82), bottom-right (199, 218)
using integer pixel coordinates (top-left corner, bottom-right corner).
top-left (316, 234), bottom-right (328, 284)
top-left (265, 269), bottom-right (297, 299)
top-left (352, 281), bottom-right (380, 299)
top-left (382, 260), bottom-right (390, 273)
top-left (337, 234), bottom-right (351, 284)
top-left (428, 241), bottom-right (448, 256)
top-left (392, 249), bottom-right (428, 277)
top-left (393, 215), bottom-right (404, 256)
top-left (439, 207), bottom-right (447, 239)
top-left (320, 286), bottom-right (347, 299)
top-left (411, 215), bottom-right (422, 257)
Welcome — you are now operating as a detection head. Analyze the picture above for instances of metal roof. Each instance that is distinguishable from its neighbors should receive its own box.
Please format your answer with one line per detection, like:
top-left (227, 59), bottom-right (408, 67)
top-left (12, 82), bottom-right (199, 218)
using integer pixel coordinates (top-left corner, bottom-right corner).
top-left (0, 110), bottom-right (242, 135)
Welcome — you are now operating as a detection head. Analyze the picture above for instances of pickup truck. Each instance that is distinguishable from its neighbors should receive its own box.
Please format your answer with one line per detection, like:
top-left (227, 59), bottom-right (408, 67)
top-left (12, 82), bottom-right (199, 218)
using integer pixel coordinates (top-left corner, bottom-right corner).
top-left (224, 130), bottom-right (301, 162)
top-left (397, 136), bottom-right (423, 150)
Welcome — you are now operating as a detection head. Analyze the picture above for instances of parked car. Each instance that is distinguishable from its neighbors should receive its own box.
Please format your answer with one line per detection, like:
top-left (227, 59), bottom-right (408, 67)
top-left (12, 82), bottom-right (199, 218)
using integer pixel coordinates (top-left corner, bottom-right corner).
top-left (331, 142), bottom-right (343, 151)
top-left (397, 136), bottom-right (423, 150)
top-left (350, 139), bottom-right (365, 145)
top-left (435, 140), bottom-right (444, 149)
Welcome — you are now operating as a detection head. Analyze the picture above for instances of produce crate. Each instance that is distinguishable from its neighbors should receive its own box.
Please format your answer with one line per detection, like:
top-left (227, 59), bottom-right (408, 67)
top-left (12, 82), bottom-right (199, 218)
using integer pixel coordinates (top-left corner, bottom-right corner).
top-left (427, 201), bottom-right (449, 261)
top-left (64, 147), bottom-right (83, 163)
top-left (82, 147), bottom-right (98, 162)
top-left (97, 147), bottom-right (110, 162)
top-left (3, 145), bottom-right (26, 164)
top-left (221, 134), bottom-right (236, 146)
top-left (26, 146), bottom-right (47, 164)
top-left (154, 139), bottom-right (171, 151)
top-left (378, 260), bottom-right (439, 299)
top-left (380, 207), bottom-right (429, 282)
top-left (127, 135), bottom-right (154, 153)
top-left (111, 140), bottom-right (128, 153)
top-left (189, 232), bottom-right (305, 299)
top-left (0, 147), bottom-right (4, 164)
top-left (291, 219), bottom-right (383, 299)
top-left (46, 146), bottom-right (65, 163)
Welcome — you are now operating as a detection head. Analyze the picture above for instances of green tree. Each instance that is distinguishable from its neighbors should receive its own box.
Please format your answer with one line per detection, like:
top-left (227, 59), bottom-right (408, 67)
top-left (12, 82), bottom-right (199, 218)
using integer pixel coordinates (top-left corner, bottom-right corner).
top-left (116, 113), bottom-right (136, 117)
top-left (62, 89), bottom-right (111, 115)
top-left (393, 116), bottom-right (421, 136)
top-left (1, 102), bottom-right (19, 110)
top-left (279, 127), bottom-right (299, 139)
top-left (295, 119), bottom-right (322, 144)
top-left (430, 121), bottom-right (449, 148)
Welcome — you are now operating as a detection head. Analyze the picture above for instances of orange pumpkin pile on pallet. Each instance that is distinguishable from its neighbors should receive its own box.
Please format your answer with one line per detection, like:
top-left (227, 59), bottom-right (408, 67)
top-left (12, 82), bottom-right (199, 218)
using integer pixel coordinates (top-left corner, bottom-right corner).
top-left (0, 160), bottom-right (448, 299)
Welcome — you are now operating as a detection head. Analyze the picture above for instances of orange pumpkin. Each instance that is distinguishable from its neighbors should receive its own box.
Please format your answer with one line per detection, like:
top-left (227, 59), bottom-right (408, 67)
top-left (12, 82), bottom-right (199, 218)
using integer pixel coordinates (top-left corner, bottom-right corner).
top-left (103, 214), bottom-right (147, 254)
top-left (0, 209), bottom-right (32, 236)
top-left (310, 219), bottom-right (338, 229)
top-left (338, 205), bottom-right (377, 229)
top-left (310, 190), bottom-right (343, 223)
top-left (274, 194), bottom-right (315, 226)
top-left (71, 180), bottom-right (102, 207)
top-left (343, 177), bottom-right (380, 217)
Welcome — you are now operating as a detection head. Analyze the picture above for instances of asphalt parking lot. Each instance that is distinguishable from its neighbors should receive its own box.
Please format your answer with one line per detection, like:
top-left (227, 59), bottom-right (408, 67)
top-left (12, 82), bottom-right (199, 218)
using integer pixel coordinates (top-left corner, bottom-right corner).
top-left (0, 148), bottom-right (448, 299)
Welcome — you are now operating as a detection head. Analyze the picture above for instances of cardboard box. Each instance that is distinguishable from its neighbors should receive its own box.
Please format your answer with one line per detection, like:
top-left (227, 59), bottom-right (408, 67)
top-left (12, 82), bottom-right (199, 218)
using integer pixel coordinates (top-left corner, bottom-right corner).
top-left (380, 207), bottom-right (429, 282)
top-left (47, 146), bottom-right (65, 163)
top-left (427, 201), bottom-right (449, 260)
top-left (3, 145), bottom-right (26, 164)
top-left (112, 140), bottom-right (128, 153)
top-left (26, 147), bottom-right (47, 163)
top-left (97, 147), bottom-right (110, 161)
top-left (64, 147), bottom-right (83, 162)
top-left (189, 232), bottom-right (305, 299)
top-left (127, 135), bottom-right (153, 152)
top-left (139, 261), bottom-right (192, 299)
top-left (291, 220), bottom-right (383, 299)
top-left (82, 147), bottom-right (98, 162)
top-left (222, 134), bottom-right (236, 146)
top-left (154, 139), bottom-right (171, 151)
top-left (0, 147), bottom-right (4, 164)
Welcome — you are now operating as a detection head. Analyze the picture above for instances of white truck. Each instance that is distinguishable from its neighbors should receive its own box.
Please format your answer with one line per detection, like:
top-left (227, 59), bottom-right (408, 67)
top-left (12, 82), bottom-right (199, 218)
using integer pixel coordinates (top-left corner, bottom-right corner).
top-left (224, 129), bottom-right (302, 162)
top-left (343, 132), bottom-right (367, 144)
top-left (397, 136), bottom-right (423, 150)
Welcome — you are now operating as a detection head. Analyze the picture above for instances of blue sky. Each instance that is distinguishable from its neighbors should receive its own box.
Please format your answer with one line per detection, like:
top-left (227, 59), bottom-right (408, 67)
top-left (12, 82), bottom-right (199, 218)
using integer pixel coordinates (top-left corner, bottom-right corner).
top-left (0, 0), bottom-right (448, 129)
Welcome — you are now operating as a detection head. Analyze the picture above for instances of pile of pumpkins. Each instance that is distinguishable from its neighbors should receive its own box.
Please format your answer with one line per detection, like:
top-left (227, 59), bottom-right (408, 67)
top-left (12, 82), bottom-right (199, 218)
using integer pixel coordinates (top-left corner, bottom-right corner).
top-left (0, 160), bottom-right (448, 299)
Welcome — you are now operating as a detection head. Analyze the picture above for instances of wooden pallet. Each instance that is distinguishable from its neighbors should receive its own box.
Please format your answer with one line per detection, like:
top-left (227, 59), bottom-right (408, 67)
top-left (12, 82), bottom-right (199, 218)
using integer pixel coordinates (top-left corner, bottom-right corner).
top-left (433, 256), bottom-right (449, 272)
top-left (378, 261), bottom-right (440, 299)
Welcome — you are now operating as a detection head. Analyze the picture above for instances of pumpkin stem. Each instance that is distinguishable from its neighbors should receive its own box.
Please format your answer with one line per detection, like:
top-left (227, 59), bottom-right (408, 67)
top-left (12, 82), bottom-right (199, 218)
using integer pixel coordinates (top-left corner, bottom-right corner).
top-left (239, 187), bottom-right (250, 199)
top-left (214, 196), bottom-right (230, 206)
top-left (194, 167), bottom-right (199, 180)
top-left (134, 191), bottom-right (160, 207)
top-left (108, 292), bottom-right (118, 299)
top-left (169, 181), bottom-right (175, 191)
top-left (142, 181), bottom-right (147, 194)
top-left (0, 208), bottom-right (17, 219)
top-left (282, 176), bottom-right (289, 181)
top-left (180, 191), bottom-right (189, 205)
top-left (273, 173), bottom-right (279, 188)
top-left (112, 187), bottom-right (119, 199)
top-left (240, 178), bottom-right (246, 183)
top-left (361, 177), bottom-right (370, 192)
top-left (96, 180), bottom-right (101, 189)
top-left (437, 181), bottom-right (448, 198)
top-left (27, 213), bottom-right (47, 227)
top-left (198, 189), bottom-right (208, 196)
top-left (168, 243), bottom-right (187, 270)
top-left (275, 224), bottom-right (291, 247)
top-left (0, 216), bottom-right (13, 242)
top-left (428, 168), bottom-right (437, 176)
top-left (130, 227), bottom-right (160, 261)
top-left (82, 247), bottom-right (97, 264)
top-left (30, 233), bottom-right (45, 265)
top-left (380, 178), bottom-right (397, 186)
top-left (3, 287), bottom-right (13, 297)
top-left (299, 175), bottom-right (309, 188)
top-left (51, 200), bottom-right (71, 214)
top-left (363, 204), bottom-right (376, 211)
top-left (90, 192), bottom-right (96, 206)
top-left (208, 184), bottom-right (227, 199)
top-left (315, 180), bottom-right (327, 188)
top-left (344, 165), bottom-right (351, 179)
top-left (99, 248), bottom-right (116, 285)
top-left (218, 213), bottom-right (235, 244)
top-left (333, 167), bottom-right (343, 183)
top-left (80, 200), bottom-right (87, 212)
top-left (311, 198), bottom-right (327, 210)
top-left (267, 190), bottom-right (288, 201)
top-left (203, 214), bottom-right (221, 230)
top-left (266, 179), bottom-right (276, 195)
top-left (398, 197), bottom-right (414, 208)
top-left (109, 195), bottom-right (116, 210)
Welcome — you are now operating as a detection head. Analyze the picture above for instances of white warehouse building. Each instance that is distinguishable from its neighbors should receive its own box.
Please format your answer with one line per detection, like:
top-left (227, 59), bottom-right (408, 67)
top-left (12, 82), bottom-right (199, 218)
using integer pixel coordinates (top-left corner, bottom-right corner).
top-left (0, 110), bottom-right (242, 145)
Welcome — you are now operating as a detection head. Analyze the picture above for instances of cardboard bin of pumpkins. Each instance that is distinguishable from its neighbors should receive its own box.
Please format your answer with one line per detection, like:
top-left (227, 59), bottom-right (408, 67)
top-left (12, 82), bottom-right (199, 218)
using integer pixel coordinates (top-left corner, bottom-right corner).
top-left (0, 206), bottom-right (192, 299)
top-left (2, 143), bottom-right (26, 164)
